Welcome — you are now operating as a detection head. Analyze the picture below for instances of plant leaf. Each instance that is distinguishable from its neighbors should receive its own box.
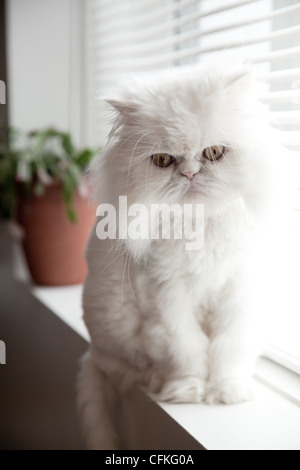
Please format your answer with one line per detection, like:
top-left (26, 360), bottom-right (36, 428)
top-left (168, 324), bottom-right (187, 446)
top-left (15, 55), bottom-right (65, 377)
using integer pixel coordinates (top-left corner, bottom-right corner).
top-left (76, 149), bottom-right (96, 169)
top-left (67, 207), bottom-right (77, 223)
top-left (61, 133), bottom-right (74, 157)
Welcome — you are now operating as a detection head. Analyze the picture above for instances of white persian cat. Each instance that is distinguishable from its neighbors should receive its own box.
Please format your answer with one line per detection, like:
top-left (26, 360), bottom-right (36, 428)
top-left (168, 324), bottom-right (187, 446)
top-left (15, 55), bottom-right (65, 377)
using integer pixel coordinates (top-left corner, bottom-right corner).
top-left (78, 64), bottom-right (278, 450)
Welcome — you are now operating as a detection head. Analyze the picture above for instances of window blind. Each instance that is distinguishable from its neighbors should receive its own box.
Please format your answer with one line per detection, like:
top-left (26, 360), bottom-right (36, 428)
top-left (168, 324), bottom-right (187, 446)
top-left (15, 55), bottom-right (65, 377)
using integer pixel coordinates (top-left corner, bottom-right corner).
top-left (84, 0), bottom-right (300, 149)
top-left (83, 0), bottom-right (300, 373)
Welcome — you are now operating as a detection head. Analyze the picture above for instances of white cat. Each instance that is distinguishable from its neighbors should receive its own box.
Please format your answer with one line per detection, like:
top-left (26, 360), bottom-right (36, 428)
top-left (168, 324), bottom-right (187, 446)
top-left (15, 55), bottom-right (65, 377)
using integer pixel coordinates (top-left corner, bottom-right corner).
top-left (77, 64), bottom-right (279, 450)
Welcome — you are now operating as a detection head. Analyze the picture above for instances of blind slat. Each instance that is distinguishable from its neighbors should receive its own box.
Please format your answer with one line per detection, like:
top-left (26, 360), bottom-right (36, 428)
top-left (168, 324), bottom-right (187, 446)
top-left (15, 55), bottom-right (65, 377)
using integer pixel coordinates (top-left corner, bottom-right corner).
top-left (259, 68), bottom-right (300, 82)
top-left (272, 111), bottom-right (300, 126)
top-left (261, 89), bottom-right (300, 105)
top-left (251, 45), bottom-right (300, 64)
top-left (92, 0), bottom-right (163, 18)
top-left (281, 131), bottom-right (300, 149)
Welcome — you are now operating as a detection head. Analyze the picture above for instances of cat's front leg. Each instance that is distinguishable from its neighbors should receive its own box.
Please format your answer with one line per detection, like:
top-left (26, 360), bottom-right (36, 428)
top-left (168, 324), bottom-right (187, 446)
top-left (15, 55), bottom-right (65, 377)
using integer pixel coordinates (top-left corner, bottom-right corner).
top-left (142, 285), bottom-right (209, 404)
top-left (205, 284), bottom-right (258, 405)
top-left (152, 324), bottom-right (209, 404)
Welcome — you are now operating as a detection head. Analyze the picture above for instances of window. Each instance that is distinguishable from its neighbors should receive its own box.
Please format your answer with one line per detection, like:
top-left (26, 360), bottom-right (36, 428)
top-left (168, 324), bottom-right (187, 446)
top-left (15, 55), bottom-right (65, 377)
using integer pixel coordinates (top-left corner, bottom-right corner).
top-left (83, 0), bottom-right (300, 373)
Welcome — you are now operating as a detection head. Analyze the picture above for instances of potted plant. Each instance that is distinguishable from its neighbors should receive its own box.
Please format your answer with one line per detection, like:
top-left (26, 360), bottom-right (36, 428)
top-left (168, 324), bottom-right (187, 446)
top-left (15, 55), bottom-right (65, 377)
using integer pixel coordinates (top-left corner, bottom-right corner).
top-left (0, 127), bottom-right (98, 286)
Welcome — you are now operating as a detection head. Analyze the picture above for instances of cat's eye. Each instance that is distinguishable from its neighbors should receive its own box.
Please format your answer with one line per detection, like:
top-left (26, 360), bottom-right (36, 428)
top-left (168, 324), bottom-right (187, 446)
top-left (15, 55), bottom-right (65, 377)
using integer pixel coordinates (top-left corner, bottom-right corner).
top-left (203, 145), bottom-right (225, 162)
top-left (152, 153), bottom-right (175, 168)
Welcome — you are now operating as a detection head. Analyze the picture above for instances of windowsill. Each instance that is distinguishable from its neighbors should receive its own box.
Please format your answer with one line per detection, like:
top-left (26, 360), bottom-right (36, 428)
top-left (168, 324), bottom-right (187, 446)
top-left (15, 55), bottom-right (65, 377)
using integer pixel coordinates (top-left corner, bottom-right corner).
top-left (30, 283), bottom-right (300, 450)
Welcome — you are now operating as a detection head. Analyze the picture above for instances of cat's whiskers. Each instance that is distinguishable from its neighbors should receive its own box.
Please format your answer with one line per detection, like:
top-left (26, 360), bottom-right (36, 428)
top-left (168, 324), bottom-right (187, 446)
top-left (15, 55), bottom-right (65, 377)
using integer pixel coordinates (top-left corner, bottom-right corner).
top-left (101, 246), bottom-right (128, 274)
top-left (90, 240), bottom-right (122, 276)
top-left (109, 130), bottom-right (148, 162)
top-left (127, 254), bottom-right (139, 307)
top-left (126, 131), bottom-right (152, 189)
top-left (143, 181), bottom-right (170, 206)
top-left (121, 251), bottom-right (130, 311)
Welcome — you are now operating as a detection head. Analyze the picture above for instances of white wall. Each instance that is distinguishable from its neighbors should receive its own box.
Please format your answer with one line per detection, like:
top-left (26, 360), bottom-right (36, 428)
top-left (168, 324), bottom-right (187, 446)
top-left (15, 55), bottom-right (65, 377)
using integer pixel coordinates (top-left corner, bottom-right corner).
top-left (6, 0), bottom-right (81, 140)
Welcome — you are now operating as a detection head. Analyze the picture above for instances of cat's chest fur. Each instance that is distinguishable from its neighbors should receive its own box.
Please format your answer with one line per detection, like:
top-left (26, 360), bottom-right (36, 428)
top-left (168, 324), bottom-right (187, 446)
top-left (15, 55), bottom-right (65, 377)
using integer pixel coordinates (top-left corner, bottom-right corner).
top-left (134, 197), bottom-right (253, 319)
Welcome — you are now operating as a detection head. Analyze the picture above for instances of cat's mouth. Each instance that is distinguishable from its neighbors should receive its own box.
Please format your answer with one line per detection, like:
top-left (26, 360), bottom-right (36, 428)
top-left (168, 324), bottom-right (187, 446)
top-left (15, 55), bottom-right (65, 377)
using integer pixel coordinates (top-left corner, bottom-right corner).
top-left (183, 180), bottom-right (203, 196)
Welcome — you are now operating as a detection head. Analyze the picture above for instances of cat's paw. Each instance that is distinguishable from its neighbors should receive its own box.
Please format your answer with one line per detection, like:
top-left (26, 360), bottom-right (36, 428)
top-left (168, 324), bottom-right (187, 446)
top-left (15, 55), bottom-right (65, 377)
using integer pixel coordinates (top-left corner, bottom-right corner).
top-left (154, 377), bottom-right (205, 403)
top-left (205, 378), bottom-right (253, 405)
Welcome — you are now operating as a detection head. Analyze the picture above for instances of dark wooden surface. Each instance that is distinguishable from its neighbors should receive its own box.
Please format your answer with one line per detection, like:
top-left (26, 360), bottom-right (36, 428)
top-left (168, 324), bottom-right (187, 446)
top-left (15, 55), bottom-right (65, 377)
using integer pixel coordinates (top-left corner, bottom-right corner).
top-left (0, 224), bottom-right (87, 450)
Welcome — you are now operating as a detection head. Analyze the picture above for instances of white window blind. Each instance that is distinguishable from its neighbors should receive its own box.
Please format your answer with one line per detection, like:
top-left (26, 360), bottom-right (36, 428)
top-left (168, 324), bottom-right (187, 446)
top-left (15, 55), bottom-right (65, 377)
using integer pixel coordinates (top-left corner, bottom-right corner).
top-left (83, 0), bottom-right (300, 373)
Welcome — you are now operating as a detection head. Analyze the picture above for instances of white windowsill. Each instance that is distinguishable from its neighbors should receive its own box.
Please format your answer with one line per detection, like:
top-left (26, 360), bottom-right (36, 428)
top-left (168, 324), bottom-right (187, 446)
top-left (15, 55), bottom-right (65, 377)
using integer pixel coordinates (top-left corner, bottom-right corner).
top-left (30, 283), bottom-right (300, 451)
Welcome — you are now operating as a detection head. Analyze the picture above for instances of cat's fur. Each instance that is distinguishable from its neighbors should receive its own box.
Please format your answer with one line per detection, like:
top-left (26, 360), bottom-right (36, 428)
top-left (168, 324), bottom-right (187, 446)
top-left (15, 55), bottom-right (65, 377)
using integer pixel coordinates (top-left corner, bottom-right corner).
top-left (77, 64), bottom-right (277, 450)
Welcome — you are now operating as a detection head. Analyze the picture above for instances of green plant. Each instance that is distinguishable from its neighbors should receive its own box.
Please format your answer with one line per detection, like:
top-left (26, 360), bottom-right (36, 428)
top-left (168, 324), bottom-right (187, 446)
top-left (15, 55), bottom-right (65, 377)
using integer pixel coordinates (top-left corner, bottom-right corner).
top-left (0, 127), bottom-right (98, 222)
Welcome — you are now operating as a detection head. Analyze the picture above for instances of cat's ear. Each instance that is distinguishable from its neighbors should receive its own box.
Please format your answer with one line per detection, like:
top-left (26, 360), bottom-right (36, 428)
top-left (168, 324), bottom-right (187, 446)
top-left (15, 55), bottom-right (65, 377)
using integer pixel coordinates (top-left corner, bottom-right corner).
top-left (225, 69), bottom-right (254, 94)
top-left (105, 98), bottom-right (138, 115)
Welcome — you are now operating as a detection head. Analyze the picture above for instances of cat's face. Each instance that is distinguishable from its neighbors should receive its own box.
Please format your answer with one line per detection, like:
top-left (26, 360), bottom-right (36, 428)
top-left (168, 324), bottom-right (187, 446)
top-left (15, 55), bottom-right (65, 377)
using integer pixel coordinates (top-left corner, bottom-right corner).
top-left (100, 65), bottom-right (273, 215)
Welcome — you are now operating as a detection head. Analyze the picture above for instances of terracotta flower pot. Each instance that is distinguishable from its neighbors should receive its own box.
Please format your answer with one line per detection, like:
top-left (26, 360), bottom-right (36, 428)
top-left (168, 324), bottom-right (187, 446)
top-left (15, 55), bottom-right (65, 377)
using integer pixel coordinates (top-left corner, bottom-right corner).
top-left (17, 182), bottom-right (96, 286)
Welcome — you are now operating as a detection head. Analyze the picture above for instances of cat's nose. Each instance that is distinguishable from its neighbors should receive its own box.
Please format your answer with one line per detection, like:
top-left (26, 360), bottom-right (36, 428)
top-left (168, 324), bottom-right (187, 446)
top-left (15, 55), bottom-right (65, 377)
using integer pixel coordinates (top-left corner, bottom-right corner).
top-left (180, 169), bottom-right (199, 180)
